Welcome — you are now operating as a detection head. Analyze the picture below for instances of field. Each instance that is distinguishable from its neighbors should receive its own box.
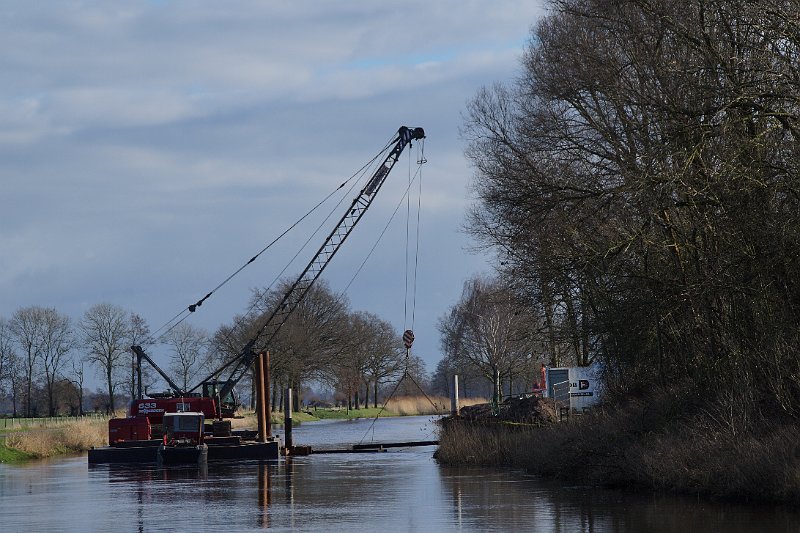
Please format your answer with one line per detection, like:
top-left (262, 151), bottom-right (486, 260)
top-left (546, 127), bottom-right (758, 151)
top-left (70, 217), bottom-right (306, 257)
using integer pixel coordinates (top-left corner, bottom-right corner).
top-left (0, 417), bottom-right (109, 461)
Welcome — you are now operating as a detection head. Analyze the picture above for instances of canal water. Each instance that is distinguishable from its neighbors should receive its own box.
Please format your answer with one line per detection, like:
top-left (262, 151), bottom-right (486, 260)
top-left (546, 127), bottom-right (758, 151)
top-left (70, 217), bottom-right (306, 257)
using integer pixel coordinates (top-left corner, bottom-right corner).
top-left (1, 415), bottom-right (798, 532)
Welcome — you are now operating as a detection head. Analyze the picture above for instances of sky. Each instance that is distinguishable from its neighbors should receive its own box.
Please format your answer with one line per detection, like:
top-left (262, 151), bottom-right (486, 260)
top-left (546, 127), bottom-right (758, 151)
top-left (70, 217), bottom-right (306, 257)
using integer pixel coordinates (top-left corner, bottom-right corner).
top-left (0, 1), bottom-right (547, 390)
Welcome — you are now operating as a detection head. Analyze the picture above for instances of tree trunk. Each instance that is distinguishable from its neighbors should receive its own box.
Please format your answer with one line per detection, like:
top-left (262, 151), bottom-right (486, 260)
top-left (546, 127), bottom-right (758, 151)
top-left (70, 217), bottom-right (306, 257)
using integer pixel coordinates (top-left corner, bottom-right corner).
top-left (26, 376), bottom-right (32, 418)
top-left (107, 367), bottom-right (115, 414)
top-left (293, 380), bottom-right (301, 412)
top-left (493, 367), bottom-right (501, 406)
top-left (47, 380), bottom-right (55, 417)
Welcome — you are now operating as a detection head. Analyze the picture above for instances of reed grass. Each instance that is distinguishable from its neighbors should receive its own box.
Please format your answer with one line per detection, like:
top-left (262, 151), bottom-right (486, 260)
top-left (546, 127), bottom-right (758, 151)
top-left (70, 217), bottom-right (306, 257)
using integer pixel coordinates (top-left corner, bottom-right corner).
top-left (435, 386), bottom-right (800, 503)
top-left (4, 418), bottom-right (108, 458)
top-left (384, 395), bottom-right (487, 416)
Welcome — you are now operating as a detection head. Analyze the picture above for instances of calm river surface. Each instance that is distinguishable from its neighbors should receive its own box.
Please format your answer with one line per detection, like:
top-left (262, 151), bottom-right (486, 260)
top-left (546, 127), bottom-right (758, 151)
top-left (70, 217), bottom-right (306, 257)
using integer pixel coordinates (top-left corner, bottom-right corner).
top-left (1, 415), bottom-right (798, 532)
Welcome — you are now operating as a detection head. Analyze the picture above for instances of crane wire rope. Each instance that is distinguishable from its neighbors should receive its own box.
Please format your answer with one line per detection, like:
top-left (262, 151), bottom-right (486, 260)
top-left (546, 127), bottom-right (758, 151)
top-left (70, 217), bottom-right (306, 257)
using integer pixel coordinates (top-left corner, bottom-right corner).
top-left (357, 140), bottom-right (440, 446)
top-left (144, 134), bottom-right (397, 347)
top-left (404, 145), bottom-right (411, 332)
top-left (340, 154), bottom-right (423, 296)
top-left (193, 136), bottom-right (400, 379)
top-left (411, 140), bottom-right (425, 330)
top-left (207, 137), bottom-right (398, 360)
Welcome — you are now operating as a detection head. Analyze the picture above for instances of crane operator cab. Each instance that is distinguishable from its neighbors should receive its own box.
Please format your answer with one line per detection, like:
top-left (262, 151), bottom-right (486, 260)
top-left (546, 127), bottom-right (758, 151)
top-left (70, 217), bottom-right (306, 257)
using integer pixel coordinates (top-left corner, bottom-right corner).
top-left (201, 380), bottom-right (240, 418)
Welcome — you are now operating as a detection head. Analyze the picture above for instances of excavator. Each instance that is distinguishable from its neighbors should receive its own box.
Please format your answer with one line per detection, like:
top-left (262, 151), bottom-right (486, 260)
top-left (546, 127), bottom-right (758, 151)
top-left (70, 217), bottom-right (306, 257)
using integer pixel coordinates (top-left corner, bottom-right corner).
top-left (107, 126), bottom-right (426, 447)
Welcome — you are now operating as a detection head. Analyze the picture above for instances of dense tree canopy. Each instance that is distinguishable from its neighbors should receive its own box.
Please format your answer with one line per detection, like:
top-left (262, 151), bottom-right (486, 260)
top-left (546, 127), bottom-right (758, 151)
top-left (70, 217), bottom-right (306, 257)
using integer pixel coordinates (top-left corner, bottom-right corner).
top-left (464, 0), bottom-right (800, 416)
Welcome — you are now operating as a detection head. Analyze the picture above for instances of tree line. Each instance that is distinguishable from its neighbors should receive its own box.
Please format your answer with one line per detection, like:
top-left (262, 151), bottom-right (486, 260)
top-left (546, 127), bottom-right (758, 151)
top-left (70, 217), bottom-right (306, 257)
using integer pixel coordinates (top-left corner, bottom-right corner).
top-left (0, 304), bottom-right (149, 417)
top-left (458, 0), bottom-right (800, 421)
top-left (206, 279), bottom-right (428, 412)
top-left (0, 280), bottom-right (428, 417)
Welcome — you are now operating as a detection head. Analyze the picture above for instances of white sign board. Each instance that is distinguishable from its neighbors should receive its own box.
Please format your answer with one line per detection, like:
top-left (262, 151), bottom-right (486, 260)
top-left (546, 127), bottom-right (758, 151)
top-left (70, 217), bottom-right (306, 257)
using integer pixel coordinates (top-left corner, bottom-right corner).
top-left (568, 363), bottom-right (602, 412)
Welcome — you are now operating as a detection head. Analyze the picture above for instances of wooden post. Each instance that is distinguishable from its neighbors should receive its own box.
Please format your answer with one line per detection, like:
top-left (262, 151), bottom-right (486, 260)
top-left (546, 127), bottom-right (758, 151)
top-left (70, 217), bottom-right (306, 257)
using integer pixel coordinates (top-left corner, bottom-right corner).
top-left (263, 352), bottom-right (271, 438)
top-left (284, 387), bottom-right (293, 450)
top-left (255, 352), bottom-right (267, 443)
top-left (450, 374), bottom-right (460, 416)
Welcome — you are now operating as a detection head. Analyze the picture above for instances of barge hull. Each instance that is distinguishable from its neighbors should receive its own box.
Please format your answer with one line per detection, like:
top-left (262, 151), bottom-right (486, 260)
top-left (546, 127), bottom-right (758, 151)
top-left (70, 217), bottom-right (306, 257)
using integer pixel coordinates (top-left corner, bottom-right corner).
top-left (88, 439), bottom-right (280, 464)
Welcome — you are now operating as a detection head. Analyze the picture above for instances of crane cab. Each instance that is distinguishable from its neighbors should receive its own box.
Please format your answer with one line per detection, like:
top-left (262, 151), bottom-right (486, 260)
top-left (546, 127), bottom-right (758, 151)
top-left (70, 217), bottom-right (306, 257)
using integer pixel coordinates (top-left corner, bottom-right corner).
top-left (201, 380), bottom-right (240, 418)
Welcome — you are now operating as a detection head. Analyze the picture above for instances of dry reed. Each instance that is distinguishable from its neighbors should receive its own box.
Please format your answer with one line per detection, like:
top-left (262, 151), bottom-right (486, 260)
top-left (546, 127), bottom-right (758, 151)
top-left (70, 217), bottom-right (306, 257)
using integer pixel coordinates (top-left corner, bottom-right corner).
top-left (436, 386), bottom-right (800, 503)
top-left (384, 395), bottom-right (487, 416)
top-left (5, 418), bottom-right (108, 458)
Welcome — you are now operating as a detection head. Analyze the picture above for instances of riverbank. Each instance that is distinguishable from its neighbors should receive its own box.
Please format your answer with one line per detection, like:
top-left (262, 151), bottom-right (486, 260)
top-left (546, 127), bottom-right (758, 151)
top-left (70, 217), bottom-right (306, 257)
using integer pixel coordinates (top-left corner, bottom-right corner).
top-left (307, 395), bottom-right (487, 419)
top-left (0, 418), bottom-right (108, 462)
top-left (1, 395), bottom-right (475, 462)
top-left (435, 387), bottom-right (800, 504)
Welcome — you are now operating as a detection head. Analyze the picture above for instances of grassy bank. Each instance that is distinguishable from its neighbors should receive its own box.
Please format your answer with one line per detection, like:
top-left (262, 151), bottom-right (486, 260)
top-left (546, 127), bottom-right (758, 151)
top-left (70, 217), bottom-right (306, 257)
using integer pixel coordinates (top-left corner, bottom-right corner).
top-left (1, 418), bottom-right (108, 460)
top-left (0, 440), bottom-right (35, 463)
top-left (435, 387), bottom-right (800, 504)
top-left (233, 396), bottom-right (489, 424)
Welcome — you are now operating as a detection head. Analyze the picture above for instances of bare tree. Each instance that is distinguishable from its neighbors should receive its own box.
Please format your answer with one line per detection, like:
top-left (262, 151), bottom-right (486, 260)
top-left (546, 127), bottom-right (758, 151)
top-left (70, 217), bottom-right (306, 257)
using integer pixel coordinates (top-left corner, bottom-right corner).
top-left (393, 354), bottom-right (430, 398)
top-left (10, 307), bottom-right (46, 417)
top-left (358, 312), bottom-right (404, 408)
top-left (126, 313), bottom-right (151, 400)
top-left (165, 323), bottom-right (209, 392)
top-left (81, 303), bottom-right (130, 414)
top-left (69, 359), bottom-right (86, 416)
top-left (38, 308), bottom-right (73, 416)
top-left (463, 0), bottom-right (800, 415)
top-left (0, 318), bottom-right (14, 399)
top-left (438, 276), bottom-right (532, 404)
top-left (251, 279), bottom-right (350, 410)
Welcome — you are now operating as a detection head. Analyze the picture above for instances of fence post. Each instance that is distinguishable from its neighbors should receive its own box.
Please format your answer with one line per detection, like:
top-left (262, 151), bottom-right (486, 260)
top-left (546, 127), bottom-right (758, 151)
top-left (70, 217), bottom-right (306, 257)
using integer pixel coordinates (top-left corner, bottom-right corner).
top-left (284, 388), bottom-right (293, 451)
top-left (450, 374), bottom-right (460, 417)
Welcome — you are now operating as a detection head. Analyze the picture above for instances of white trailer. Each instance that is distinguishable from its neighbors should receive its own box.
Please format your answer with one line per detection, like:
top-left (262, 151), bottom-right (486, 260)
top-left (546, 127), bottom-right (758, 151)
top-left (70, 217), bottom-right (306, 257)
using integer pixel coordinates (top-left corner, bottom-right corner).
top-left (543, 362), bottom-right (603, 412)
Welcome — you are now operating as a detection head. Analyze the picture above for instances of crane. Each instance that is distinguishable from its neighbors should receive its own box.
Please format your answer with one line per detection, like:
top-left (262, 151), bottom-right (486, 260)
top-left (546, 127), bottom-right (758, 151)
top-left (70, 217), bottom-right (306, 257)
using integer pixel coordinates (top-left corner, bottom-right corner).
top-left (130, 126), bottom-right (425, 419)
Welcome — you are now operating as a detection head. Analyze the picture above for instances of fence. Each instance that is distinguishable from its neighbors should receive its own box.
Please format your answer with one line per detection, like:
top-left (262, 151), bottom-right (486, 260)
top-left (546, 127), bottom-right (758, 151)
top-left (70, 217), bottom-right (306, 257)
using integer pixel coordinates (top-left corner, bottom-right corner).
top-left (1, 413), bottom-right (108, 430)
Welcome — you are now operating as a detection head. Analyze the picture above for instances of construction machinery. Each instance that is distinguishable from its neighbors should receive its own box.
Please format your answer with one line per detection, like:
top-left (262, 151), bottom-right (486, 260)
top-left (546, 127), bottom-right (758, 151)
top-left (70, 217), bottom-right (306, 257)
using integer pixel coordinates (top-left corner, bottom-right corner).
top-left (90, 126), bottom-right (425, 463)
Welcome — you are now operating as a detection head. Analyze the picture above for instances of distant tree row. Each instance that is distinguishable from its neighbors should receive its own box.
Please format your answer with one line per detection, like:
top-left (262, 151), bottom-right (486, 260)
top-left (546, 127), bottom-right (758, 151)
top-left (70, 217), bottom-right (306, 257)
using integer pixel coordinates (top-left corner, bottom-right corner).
top-left (207, 279), bottom-right (428, 412)
top-left (0, 304), bottom-right (149, 416)
top-left (0, 281), bottom-right (426, 417)
top-left (462, 0), bottom-right (800, 418)
top-left (433, 274), bottom-right (541, 404)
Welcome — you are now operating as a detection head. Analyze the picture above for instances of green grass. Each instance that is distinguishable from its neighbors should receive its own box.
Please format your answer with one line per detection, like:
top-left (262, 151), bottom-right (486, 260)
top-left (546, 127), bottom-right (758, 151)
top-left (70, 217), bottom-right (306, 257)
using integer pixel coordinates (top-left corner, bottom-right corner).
top-left (270, 411), bottom-right (319, 424)
top-left (307, 407), bottom-right (398, 420)
top-left (0, 440), bottom-right (35, 463)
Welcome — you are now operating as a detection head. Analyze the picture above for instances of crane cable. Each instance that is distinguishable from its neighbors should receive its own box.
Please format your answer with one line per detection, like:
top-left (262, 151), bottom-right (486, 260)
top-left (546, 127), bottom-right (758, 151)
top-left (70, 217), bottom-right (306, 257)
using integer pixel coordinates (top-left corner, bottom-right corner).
top-left (145, 134), bottom-right (398, 346)
top-left (184, 135), bottom-right (400, 369)
top-left (358, 139), bottom-right (440, 445)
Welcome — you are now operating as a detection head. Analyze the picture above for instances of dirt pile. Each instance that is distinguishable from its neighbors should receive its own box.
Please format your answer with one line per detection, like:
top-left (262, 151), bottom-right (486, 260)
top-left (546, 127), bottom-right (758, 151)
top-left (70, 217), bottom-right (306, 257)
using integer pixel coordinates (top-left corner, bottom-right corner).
top-left (457, 395), bottom-right (556, 426)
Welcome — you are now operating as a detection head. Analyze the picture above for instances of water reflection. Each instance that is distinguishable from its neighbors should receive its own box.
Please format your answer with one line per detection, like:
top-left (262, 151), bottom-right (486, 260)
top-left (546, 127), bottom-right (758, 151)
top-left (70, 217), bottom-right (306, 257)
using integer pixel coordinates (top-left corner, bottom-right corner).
top-left (438, 464), bottom-right (800, 533)
top-left (2, 417), bottom-right (800, 532)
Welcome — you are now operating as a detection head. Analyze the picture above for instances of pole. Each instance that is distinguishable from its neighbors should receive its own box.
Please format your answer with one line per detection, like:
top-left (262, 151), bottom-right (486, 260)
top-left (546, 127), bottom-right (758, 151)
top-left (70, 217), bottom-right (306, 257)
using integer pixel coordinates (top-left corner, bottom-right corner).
top-left (494, 368), bottom-right (501, 405)
top-left (255, 352), bottom-right (267, 443)
top-left (284, 387), bottom-right (293, 450)
top-left (263, 352), bottom-right (271, 438)
top-left (136, 350), bottom-right (143, 400)
top-left (451, 374), bottom-right (460, 417)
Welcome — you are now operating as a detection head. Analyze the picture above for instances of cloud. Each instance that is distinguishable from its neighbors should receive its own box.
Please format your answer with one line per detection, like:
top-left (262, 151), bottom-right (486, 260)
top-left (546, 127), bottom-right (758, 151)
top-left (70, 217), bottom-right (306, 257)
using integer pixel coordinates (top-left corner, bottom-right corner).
top-left (0, 0), bottom-right (548, 378)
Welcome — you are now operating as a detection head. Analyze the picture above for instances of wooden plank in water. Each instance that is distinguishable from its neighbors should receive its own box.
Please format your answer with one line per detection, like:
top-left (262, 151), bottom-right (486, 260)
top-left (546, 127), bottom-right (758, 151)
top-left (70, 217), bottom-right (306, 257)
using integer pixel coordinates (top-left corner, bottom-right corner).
top-left (310, 448), bottom-right (387, 454)
top-left (351, 440), bottom-right (439, 450)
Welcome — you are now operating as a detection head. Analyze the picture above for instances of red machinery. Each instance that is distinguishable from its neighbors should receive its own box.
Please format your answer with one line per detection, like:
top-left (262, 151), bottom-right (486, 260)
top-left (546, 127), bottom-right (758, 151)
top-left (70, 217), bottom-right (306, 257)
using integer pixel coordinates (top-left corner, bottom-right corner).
top-left (105, 126), bottom-right (426, 449)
